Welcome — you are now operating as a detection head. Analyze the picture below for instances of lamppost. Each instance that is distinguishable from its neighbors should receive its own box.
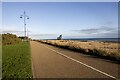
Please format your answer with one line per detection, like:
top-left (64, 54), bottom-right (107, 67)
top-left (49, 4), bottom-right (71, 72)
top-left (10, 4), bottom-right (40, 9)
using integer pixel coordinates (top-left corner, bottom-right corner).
top-left (20, 11), bottom-right (29, 41)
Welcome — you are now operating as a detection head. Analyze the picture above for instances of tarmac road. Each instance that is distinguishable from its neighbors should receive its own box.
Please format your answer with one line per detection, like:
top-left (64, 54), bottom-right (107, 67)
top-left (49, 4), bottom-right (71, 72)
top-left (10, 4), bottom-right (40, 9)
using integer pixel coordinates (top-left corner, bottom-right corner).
top-left (30, 41), bottom-right (119, 79)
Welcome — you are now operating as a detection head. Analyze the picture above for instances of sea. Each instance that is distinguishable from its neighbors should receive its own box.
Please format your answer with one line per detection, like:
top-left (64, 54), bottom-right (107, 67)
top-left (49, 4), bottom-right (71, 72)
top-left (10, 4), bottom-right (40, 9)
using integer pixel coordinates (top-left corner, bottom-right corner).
top-left (42, 38), bottom-right (119, 42)
top-left (63, 38), bottom-right (119, 42)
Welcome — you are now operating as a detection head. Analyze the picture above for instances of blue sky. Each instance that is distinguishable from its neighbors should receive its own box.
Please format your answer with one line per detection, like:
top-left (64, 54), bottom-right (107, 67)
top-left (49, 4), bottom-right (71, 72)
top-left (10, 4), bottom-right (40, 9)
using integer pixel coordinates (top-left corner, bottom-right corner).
top-left (2, 2), bottom-right (118, 39)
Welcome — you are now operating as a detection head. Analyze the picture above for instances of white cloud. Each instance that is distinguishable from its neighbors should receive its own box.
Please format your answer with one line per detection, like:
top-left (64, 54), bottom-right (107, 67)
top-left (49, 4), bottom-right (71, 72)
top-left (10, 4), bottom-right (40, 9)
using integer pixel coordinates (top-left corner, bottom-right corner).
top-left (71, 26), bottom-right (118, 38)
top-left (2, 25), bottom-right (30, 36)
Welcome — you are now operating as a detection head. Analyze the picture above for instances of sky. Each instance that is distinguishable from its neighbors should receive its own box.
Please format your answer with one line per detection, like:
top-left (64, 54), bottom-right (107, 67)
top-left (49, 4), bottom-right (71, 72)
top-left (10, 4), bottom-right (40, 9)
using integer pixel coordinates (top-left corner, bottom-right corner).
top-left (2, 2), bottom-right (118, 39)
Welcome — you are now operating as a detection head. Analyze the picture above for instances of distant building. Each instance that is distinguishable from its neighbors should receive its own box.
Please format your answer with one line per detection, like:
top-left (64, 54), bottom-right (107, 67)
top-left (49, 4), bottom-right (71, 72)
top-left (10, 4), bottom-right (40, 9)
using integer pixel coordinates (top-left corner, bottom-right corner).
top-left (57, 35), bottom-right (62, 40)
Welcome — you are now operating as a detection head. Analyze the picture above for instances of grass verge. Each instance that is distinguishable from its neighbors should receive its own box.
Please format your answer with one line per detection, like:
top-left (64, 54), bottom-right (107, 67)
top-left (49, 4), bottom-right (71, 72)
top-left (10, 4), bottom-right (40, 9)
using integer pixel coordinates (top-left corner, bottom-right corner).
top-left (38, 40), bottom-right (120, 62)
top-left (2, 42), bottom-right (32, 79)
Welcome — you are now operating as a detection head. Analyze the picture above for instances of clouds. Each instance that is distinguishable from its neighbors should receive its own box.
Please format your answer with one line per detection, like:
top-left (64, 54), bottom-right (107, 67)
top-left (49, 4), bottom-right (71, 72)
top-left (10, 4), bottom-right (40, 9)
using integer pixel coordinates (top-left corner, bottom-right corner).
top-left (2, 25), bottom-right (118, 39)
top-left (2, 27), bottom-right (31, 37)
top-left (2, 25), bottom-right (23, 33)
top-left (28, 33), bottom-right (59, 39)
top-left (72, 26), bottom-right (118, 38)
top-left (29, 33), bottom-right (58, 36)
top-left (2, 25), bottom-right (32, 36)
top-left (2, 25), bottom-right (59, 39)
top-left (2, 29), bottom-right (31, 34)
top-left (72, 26), bottom-right (117, 34)
top-left (2, 30), bottom-right (24, 33)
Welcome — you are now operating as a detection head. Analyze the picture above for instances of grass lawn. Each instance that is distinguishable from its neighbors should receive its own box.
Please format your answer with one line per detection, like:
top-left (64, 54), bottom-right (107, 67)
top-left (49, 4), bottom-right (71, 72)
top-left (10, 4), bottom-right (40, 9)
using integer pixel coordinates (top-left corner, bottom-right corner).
top-left (2, 42), bottom-right (32, 79)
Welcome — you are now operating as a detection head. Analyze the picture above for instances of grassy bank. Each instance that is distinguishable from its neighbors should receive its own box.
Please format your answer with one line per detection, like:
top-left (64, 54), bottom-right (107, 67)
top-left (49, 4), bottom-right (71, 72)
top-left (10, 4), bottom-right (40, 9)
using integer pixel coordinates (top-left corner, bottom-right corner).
top-left (2, 42), bottom-right (32, 79)
top-left (2, 33), bottom-right (22, 45)
top-left (39, 40), bottom-right (120, 62)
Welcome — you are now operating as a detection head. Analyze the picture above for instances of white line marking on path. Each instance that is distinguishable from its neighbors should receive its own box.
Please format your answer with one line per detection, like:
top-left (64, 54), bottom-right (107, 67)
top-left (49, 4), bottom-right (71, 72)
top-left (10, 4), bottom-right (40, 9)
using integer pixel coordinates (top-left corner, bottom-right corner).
top-left (43, 44), bottom-right (117, 79)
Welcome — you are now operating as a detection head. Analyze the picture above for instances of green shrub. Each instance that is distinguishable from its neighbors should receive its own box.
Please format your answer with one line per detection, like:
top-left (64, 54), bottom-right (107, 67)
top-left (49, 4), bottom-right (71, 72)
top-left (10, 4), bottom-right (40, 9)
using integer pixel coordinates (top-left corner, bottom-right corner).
top-left (2, 33), bottom-right (22, 45)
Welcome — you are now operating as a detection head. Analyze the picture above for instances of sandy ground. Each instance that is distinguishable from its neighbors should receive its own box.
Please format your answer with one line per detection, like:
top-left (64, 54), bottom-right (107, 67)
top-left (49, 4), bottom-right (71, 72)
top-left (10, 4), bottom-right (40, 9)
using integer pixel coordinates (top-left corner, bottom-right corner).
top-left (30, 41), bottom-right (119, 79)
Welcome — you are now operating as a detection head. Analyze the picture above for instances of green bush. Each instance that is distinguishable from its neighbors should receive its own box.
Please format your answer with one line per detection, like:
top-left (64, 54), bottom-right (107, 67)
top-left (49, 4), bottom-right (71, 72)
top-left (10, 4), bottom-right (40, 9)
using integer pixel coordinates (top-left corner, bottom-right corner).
top-left (2, 33), bottom-right (22, 45)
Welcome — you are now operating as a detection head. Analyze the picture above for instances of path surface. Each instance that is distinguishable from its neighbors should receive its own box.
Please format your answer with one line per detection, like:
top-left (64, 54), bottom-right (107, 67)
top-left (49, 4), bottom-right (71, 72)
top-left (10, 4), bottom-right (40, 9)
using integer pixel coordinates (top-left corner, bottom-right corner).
top-left (30, 41), bottom-right (119, 79)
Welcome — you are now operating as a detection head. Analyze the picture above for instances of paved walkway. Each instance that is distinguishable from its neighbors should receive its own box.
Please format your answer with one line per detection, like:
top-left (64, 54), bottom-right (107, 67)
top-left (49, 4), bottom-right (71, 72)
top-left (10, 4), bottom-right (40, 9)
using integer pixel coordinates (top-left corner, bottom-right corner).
top-left (30, 41), bottom-right (119, 79)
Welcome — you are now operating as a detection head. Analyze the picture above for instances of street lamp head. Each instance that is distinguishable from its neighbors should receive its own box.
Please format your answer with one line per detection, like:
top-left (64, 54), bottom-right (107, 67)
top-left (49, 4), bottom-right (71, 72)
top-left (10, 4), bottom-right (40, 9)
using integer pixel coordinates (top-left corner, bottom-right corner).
top-left (20, 16), bottom-right (22, 18)
top-left (27, 17), bottom-right (29, 19)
